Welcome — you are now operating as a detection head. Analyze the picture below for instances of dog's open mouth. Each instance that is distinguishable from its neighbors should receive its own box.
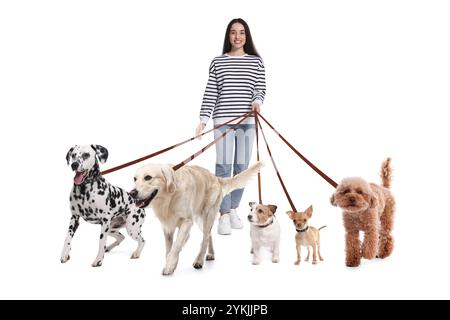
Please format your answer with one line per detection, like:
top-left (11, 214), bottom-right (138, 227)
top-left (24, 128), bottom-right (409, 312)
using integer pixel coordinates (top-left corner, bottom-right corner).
top-left (74, 171), bottom-right (88, 185)
top-left (135, 189), bottom-right (158, 208)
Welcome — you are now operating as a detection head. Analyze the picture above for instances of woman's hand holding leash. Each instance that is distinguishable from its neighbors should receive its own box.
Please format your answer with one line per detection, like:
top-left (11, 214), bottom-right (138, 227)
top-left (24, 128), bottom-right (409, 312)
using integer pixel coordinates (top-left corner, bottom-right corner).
top-left (252, 102), bottom-right (261, 113)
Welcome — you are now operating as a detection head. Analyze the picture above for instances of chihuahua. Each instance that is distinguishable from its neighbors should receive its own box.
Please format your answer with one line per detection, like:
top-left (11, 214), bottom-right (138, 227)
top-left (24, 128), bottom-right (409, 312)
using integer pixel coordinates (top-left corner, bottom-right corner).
top-left (287, 205), bottom-right (326, 265)
top-left (248, 202), bottom-right (280, 265)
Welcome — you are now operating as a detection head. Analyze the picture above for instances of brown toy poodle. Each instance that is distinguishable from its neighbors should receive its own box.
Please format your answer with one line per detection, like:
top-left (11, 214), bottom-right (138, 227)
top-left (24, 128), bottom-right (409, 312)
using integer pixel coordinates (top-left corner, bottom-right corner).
top-left (330, 158), bottom-right (395, 267)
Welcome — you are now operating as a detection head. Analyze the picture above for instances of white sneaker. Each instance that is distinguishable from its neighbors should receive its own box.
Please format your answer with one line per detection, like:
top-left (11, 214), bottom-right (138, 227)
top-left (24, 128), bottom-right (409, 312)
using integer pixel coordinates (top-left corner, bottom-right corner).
top-left (218, 214), bottom-right (232, 235)
top-left (229, 209), bottom-right (243, 229)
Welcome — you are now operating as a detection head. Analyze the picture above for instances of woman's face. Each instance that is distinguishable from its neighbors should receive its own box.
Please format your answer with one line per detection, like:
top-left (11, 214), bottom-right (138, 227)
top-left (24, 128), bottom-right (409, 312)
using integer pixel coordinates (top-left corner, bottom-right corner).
top-left (229, 22), bottom-right (246, 51)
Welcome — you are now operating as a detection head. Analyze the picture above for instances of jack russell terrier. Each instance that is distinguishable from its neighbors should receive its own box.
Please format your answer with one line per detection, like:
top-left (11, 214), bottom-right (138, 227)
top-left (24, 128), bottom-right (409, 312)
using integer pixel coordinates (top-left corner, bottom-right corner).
top-left (248, 202), bottom-right (280, 265)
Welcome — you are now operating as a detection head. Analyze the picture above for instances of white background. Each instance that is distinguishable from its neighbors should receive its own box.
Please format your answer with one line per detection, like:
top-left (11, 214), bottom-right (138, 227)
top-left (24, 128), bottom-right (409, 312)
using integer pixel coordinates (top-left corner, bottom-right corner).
top-left (1, 0), bottom-right (449, 300)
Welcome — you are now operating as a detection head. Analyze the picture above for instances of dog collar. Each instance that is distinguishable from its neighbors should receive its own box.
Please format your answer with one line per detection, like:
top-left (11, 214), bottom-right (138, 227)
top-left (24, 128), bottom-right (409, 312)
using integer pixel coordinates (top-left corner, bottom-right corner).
top-left (296, 226), bottom-right (309, 233)
top-left (257, 218), bottom-right (274, 229)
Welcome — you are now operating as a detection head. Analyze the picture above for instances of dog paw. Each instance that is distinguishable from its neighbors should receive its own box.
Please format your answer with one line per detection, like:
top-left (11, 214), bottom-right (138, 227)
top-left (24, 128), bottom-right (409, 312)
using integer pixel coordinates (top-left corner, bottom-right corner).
top-left (361, 243), bottom-right (377, 260)
top-left (304, 258), bottom-right (309, 262)
top-left (206, 254), bottom-right (215, 261)
top-left (362, 250), bottom-right (376, 260)
top-left (60, 255), bottom-right (70, 263)
top-left (162, 256), bottom-right (178, 275)
top-left (272, 257), bottom-right (279, 263)
top-left (252, 259), bottom-right (261, 265)
top-left (312, 260), bottom-right (317, 265)
top-left (193, 262), bottom-right (203, 269)
top-left (91, 260), bottom-right (103, 267)
top-left (162, 266), bottom-right (175, 276)
top-left (294, 260), bottom-right (300, 265)
top-left (377, 248), bottom-right (393, 259)
top-left (130, 251), bottom-right (140, 259)
top-left (346, 260), bottom-right (360, 267)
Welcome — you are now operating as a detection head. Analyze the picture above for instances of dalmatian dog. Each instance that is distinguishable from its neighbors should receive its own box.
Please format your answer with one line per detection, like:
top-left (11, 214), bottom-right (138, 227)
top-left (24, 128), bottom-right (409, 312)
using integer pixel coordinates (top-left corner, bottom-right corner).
top-left (61, 145), bottom-right (146, 267)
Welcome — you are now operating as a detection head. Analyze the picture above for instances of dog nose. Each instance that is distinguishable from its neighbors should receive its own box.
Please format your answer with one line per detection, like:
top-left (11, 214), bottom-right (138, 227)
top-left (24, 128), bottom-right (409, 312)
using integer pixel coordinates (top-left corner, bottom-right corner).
top-left (130, 189), bottom-right (138, 199)
top-left (247, 215), bottom-right (252, 221)
top-left (350, 197), bottom-right (356, 204)
top-left (71, 162), bottom-right (79, 171)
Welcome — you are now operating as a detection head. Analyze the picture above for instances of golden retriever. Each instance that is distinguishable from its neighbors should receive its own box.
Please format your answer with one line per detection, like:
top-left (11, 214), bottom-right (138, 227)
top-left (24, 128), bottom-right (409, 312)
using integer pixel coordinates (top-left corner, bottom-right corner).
top-left (131, 161), bottom-right (263, 275)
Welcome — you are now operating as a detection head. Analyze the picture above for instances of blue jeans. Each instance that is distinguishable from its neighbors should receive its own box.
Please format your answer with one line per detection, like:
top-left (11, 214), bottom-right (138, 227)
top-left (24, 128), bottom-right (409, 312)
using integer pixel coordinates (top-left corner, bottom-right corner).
top-left (214, 124), bottom-right (256, 214)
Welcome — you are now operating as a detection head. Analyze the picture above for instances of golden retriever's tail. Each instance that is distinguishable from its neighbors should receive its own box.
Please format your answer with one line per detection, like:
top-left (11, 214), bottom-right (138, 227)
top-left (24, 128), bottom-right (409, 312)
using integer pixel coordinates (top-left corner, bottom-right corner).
top-left (381, 157), bottom-right (392, 189)
top-left (219, 161), bottom-right (264, 195)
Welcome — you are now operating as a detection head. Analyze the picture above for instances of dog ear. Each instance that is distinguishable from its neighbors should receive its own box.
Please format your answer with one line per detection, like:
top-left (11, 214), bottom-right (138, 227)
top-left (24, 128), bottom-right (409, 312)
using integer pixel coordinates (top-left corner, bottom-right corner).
top-left (161, 165), bottom-right (176, 193)
top-left (66, 146), bottom-right (75, 165)
top-left (286, 211), bottom-right (295, 219)
top-left (330, 193), bottom-right (337, 206)
top-left (91, 145), bottom-right (109, 164)
top-left (305, 205), bottom-right (313, 218)
top-left (268, 205), bottom-right (278, 215)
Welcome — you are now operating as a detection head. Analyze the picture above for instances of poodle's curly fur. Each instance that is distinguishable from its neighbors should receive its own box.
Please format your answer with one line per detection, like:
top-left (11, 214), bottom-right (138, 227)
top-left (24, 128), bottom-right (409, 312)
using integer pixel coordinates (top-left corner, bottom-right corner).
top-left (330, 158), bottom-right (395, 267)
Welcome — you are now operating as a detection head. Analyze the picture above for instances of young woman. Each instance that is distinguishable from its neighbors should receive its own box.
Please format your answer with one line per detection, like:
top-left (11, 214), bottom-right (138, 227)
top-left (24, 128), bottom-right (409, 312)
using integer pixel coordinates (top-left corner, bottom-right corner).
top-left (195, 18), bottom-right (266, 235)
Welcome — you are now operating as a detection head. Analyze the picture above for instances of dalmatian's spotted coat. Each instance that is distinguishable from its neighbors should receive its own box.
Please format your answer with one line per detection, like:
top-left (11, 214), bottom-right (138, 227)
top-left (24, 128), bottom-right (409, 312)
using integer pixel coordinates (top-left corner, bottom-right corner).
top-left (61, 145), bottom-right (146, 267)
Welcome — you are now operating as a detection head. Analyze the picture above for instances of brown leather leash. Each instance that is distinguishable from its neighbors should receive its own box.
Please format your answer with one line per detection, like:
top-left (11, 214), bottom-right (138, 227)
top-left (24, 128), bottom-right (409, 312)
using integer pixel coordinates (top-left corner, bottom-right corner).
top-left (101, 112), bottom-right (252, 175)
top-left (256, 111), bottom-right (337, 188)
top-left (172, 111), bottom-right (254, 171)
top-left (256, 114), bottom-right (298, 212)
top-left (100, 109), bottom-right (336, 211)
top-left (254, 112), bottom-right (262, 204)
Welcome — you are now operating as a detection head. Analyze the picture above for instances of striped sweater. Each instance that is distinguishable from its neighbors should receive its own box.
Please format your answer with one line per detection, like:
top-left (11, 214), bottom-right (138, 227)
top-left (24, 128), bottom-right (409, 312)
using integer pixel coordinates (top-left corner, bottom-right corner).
top-left (200, 54), bottom-right (266, 125)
